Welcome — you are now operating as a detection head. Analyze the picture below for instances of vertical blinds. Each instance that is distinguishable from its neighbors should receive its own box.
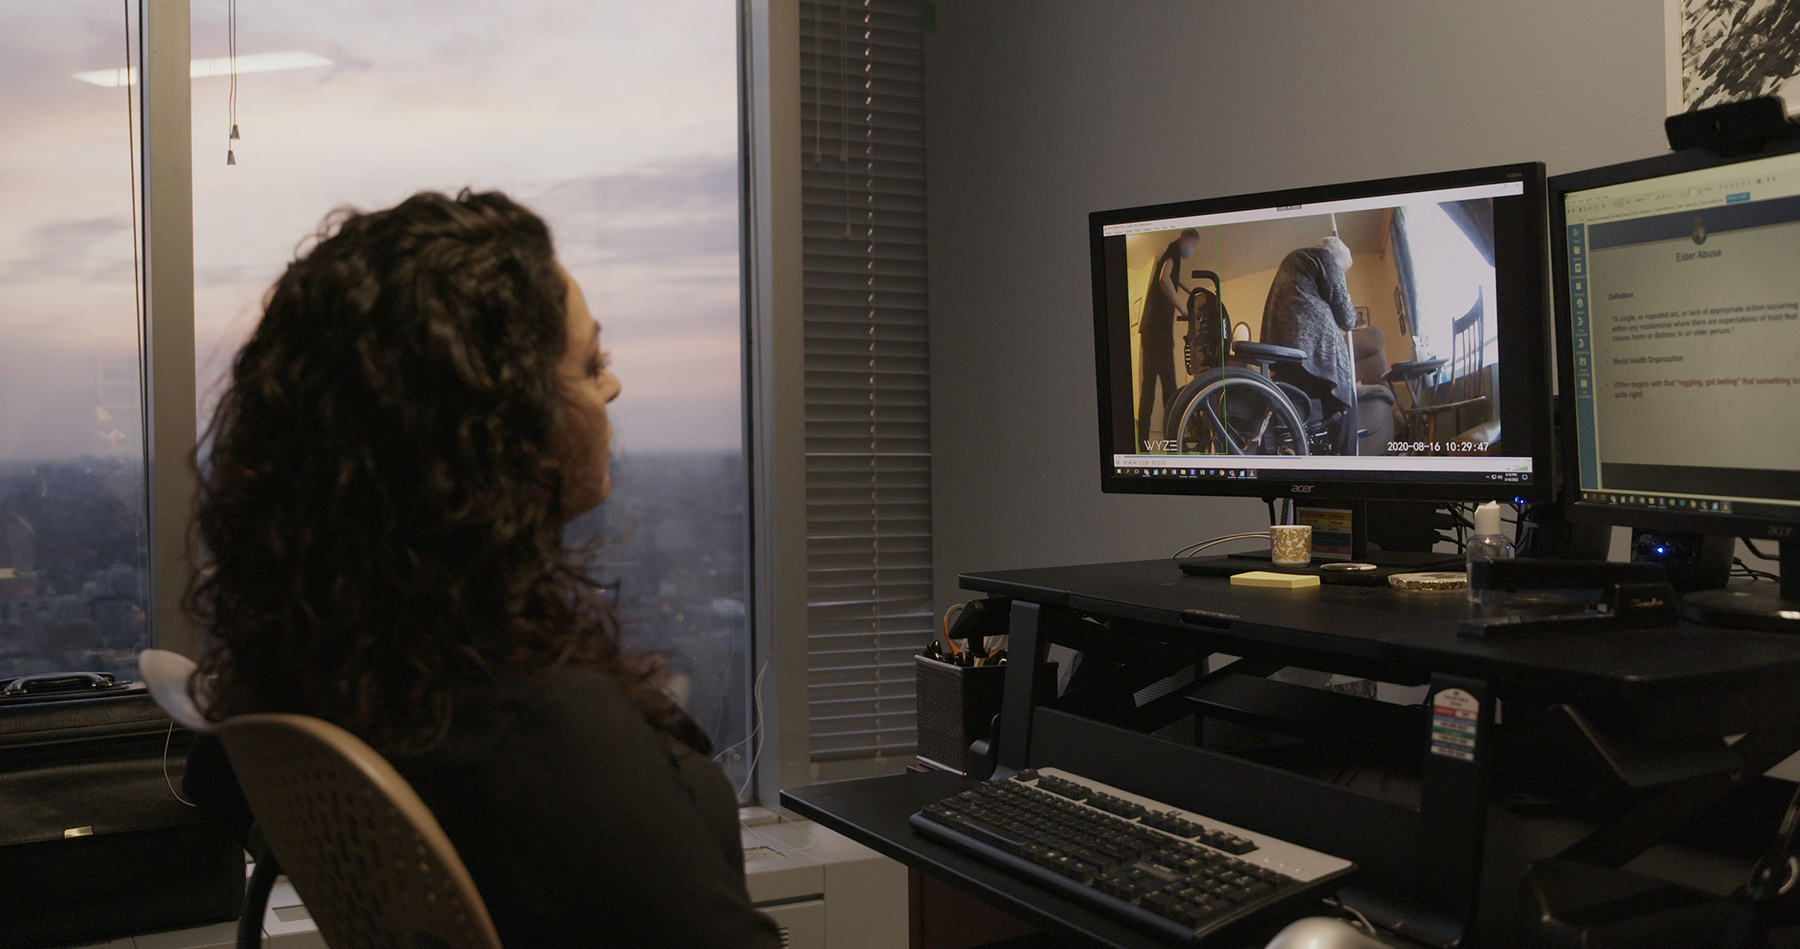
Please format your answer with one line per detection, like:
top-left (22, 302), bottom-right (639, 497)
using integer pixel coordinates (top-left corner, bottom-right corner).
top-left (800, 0), bottom-right (932, 762)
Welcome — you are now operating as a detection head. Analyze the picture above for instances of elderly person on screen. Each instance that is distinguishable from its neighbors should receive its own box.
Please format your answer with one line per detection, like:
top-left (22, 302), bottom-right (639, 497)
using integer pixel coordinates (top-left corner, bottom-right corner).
top-left (1260, 235), bottom-right (1359, 454)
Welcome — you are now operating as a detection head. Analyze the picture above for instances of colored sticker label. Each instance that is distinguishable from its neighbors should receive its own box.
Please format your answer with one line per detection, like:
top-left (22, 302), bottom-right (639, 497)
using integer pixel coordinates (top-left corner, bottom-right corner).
top-left (1430, 687), bottom-right (1479, 762)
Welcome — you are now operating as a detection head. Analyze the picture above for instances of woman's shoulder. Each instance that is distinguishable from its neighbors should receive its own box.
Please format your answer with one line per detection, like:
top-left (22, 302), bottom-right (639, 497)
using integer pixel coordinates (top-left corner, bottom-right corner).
top-left (396, 665), bottom-right (654, 772)
top-left (487, 664), bottom-right (665, 748)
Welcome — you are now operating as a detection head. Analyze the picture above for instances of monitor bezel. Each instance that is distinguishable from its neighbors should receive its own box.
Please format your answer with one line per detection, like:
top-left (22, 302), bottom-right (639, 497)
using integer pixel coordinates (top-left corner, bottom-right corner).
top-left (1550, 135), bottom-right (1800, 542)
top-left (1090, 162), bottom-right (1555, 502)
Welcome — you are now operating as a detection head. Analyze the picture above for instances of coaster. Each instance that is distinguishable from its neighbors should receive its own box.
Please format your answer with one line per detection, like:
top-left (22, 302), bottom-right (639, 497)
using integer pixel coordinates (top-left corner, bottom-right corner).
top-left (1389, 571), bottom-right (1468, 592)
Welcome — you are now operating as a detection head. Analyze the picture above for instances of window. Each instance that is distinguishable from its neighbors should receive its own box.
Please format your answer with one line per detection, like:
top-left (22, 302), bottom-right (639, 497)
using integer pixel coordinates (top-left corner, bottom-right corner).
top-left (1400, 203), bottom-right (1498, 366)
top-left (185, 1), bottom-right (751, 787)
top-left (0, 2), bottom-right (151, 682)
top-left (800, 0), bottom-right (933, 763)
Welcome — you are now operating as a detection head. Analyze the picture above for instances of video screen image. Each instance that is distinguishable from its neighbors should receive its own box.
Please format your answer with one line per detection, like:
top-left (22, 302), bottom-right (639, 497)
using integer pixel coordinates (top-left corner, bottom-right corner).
top-left (1099, 183), bottom-right (1531, 485)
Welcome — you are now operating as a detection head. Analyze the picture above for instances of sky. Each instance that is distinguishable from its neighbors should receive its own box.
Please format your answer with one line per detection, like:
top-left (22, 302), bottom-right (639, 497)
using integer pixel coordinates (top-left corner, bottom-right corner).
top-left (0, 0), bottom-right (743, 463)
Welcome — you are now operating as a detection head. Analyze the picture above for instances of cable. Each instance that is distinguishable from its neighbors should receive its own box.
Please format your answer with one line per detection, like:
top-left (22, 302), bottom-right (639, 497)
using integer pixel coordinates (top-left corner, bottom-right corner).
top-left (1745, 539), bottom-right (1779, 562)
top-left (744, 822), bottom-right (821, 854)
top-left (713, 650), bottom-right (769, 766)
top-left (1172, 531), bottom-right (1271, 560)
top-left (120, 0), bottom-right (141, 335)
top-left (225, 0), bottom-right (239, 164)
top-left (1319, 897), bottom-right (1377, 936)
top-left (1734, 558), bottom-right (1780, 583)
top-left (122, 0), bottom-right (152, 586)
top-left (728, 653), bottom-right (772, 801)
top-left (162, 719), bottom-right (196, 807)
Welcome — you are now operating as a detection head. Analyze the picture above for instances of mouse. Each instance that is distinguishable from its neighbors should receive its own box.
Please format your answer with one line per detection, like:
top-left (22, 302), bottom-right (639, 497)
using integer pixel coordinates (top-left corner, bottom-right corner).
top-left (1263, 915), bottom-right (1393, 949)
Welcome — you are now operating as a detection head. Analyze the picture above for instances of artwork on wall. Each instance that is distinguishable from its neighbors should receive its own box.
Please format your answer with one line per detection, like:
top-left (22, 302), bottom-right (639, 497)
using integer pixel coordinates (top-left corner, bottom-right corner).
top-left (1666, 0), bottom-right (1800, 114)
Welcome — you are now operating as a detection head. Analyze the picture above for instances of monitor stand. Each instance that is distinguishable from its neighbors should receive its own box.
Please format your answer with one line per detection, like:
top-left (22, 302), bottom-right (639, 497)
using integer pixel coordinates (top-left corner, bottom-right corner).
top-left (1180, 499), bottom-right (1464, 584)
top-left (1681, 536), bottom-right (1800, 633)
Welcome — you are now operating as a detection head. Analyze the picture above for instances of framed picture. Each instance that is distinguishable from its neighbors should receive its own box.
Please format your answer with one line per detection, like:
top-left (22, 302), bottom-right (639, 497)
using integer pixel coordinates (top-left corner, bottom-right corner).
top-left (1353, 306), bottom-right (1371, 330)
top-left (1667, 0), bottom-right (1800, 115)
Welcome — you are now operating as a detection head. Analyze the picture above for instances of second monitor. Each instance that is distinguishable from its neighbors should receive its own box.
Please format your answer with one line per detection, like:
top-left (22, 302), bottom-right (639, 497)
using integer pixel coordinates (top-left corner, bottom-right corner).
top-left (1090, 163), bottom-right (1554, 503)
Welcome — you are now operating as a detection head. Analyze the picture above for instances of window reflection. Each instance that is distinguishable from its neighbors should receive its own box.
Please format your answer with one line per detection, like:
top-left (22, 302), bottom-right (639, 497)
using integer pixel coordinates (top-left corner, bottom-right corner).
top-left (0, 2), bottom-right (150, 682)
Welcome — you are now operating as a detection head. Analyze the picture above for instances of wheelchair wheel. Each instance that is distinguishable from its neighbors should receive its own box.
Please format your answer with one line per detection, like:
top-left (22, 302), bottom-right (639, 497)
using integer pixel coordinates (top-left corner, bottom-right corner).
top-left (1168, 368), bottom-right (1311, 457)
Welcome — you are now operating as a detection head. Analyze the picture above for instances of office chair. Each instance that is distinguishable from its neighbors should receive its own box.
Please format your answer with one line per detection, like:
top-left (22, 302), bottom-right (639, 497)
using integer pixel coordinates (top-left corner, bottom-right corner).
top-left (216, 713), bottom-right (506, 949)
top-left (140, 650), bottom-right (503, 949)
top-left (140, 648), bottom-right (283, 949)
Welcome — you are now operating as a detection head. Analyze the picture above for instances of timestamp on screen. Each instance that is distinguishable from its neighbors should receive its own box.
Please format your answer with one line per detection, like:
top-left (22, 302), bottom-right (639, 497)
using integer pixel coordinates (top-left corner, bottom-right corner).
top-left (1386, 440), bottom-right (1490, 454)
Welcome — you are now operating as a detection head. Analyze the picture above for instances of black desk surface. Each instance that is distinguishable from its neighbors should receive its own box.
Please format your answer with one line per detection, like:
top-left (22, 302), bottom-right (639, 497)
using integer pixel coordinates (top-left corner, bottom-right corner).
top-left (784, 771), bottom-right (1309, 949)
top-left (961, 560), bottom-right (1800, 702)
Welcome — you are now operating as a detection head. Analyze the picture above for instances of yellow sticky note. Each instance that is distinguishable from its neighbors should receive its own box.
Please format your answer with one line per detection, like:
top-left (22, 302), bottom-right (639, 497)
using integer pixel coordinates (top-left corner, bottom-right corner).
top-left (1230, 571), bottom-right (1320, 589)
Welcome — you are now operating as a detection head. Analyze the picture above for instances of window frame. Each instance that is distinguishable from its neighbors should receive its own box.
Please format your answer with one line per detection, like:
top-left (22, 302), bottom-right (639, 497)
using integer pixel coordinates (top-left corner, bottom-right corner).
top-left (142, 0), bottom-right (200, 660)
top-left (741, 0), bottom-right (811, 805)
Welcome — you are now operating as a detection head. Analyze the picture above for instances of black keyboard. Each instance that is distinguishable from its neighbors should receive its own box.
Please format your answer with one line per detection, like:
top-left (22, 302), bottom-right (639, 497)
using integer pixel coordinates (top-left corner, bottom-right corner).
top-left (910, 768), bottom-right (1355, 943)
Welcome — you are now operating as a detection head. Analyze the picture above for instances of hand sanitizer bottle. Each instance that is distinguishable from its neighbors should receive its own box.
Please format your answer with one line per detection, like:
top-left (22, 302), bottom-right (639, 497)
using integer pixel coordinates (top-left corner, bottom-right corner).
top-left (1467, 501), bottom-right (1516, 605)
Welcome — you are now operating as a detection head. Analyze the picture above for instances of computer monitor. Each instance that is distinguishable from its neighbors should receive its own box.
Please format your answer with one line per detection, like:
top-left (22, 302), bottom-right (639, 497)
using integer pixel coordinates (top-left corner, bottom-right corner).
top-left (1090, 163), bottom-right (1554, 508)
top-left (1552, 135), bottom-right (1800, 631)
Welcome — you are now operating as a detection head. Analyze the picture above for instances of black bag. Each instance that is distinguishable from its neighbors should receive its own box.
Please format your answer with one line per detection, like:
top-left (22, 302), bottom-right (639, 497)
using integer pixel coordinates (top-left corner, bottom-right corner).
top-left (0, 674), bottom-right (244, 949)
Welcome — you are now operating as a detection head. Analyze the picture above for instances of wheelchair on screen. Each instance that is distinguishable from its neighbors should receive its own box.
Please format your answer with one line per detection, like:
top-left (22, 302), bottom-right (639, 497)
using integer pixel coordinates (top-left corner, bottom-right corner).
top-left (1164, 271), bottom-right (1354, 458)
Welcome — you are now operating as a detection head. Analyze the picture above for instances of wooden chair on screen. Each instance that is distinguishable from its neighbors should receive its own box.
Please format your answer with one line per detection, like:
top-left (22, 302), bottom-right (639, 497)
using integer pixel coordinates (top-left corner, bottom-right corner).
top-left (1413, 290), bottom-right (1490, 442)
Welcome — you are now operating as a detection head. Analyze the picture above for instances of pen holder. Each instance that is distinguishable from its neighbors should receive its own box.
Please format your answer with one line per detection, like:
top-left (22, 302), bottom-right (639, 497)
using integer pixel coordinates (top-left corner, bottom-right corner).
top-left (914, 654), bottom-right (1057, 775)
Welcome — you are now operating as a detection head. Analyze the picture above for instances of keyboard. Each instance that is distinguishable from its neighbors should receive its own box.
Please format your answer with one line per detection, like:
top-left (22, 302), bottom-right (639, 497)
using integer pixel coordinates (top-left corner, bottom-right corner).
top-left (910, 768), bottom-right (1355, 943)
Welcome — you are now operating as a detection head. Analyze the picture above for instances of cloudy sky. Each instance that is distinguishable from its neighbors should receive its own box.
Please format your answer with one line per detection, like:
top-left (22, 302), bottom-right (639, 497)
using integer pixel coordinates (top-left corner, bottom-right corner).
top-left (1, 0), bottom-right (742, 463)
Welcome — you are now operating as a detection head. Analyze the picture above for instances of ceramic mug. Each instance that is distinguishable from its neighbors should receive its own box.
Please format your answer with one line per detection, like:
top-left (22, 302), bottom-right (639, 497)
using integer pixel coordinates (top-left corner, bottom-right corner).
top-left (1270, 524), bottom-right (1313, 566)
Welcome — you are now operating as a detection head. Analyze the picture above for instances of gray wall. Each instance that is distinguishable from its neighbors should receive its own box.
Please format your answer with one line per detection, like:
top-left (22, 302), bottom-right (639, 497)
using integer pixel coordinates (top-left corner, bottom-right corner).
top-left (925, 1), bottom-right (1668, 610)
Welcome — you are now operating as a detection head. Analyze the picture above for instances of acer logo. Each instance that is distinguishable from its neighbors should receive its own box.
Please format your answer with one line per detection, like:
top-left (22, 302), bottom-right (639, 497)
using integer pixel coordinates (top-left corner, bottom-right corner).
top-left (1292, 485), bottom-right (1315, 493)
top-left (1770, 526), bottom-right (1795, 538)
top-left (1142, 440), bottom-right (1180, 452)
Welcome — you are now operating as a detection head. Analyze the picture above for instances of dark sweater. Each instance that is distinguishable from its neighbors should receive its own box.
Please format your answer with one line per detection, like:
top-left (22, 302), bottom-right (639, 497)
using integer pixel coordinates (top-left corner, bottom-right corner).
top-left (187, 667), bottom-right (780, 949)
top-left (1260, 245), bottom-right (1358, 414)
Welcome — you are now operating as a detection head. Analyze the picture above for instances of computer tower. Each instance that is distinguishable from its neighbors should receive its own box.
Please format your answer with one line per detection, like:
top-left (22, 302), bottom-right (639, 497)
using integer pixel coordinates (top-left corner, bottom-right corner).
top-left (1630, 530), bottom-right (1734, 594)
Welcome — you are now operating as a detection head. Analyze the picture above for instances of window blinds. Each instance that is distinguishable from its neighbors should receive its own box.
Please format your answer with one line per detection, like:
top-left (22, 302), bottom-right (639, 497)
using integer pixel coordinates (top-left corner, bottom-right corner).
top-left (800, 0), bottom-right (931, 762)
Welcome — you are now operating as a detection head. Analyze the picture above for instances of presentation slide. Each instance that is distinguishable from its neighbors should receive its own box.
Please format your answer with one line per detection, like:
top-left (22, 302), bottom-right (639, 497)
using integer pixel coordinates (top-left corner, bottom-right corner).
top-left (1586, 210), bottom-right (1800, 473)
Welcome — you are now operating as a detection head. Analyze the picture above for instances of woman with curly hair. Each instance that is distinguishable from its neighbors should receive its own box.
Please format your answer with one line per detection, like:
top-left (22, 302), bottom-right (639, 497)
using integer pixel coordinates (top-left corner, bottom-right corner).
top-left (182, 189), bottom-right (779, 948)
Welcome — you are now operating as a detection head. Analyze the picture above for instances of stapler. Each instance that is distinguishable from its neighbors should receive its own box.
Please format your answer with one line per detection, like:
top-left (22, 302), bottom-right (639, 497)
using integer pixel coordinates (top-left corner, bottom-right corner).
top-left (1459, 559), bottom-right (1678, 640)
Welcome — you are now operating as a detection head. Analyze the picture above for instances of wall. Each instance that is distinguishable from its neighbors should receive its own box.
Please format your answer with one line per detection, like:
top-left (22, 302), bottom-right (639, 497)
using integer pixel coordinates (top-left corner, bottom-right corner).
top-left (925, 0), bottom-right (1666, 610)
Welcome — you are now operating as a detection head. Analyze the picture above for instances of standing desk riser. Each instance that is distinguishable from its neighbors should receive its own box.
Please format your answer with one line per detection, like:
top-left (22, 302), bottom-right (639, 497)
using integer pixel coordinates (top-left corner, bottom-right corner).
top-left (956, 560), bottom-right (1800, 947)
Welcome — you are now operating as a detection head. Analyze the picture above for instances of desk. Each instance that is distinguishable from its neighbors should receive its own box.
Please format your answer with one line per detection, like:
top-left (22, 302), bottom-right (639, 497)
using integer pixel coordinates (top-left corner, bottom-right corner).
top-left (783, 771), bottom-right (1174, 949)
top-left (784, 561), bottom-right (1800, 948)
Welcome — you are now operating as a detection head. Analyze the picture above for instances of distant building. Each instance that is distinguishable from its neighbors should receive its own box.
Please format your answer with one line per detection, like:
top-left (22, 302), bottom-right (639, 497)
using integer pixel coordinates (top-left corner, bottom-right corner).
top-left (1, 514), bottom-right (33, 573)
top-left (0, 567), bottom-right (34, 599)
top-left (654, 519), bottom-right (696, 552)
top-left (0, 592), bottom-right (81, 626)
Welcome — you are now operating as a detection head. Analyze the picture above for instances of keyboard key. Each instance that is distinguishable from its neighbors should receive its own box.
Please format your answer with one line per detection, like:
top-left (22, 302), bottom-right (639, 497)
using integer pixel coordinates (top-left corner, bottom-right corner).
top-left (959, 818), bottom-right (1025, 854)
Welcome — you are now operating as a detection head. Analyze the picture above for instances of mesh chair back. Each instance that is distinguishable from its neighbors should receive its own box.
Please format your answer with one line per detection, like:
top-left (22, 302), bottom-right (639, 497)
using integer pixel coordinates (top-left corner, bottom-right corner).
top-left (216, 714), bottom-right (504, 949)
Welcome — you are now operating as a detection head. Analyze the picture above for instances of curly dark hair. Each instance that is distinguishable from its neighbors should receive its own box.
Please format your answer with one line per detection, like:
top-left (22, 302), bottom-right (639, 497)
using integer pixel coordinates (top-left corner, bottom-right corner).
top-left (187, 189), bottom-right (707, 755)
